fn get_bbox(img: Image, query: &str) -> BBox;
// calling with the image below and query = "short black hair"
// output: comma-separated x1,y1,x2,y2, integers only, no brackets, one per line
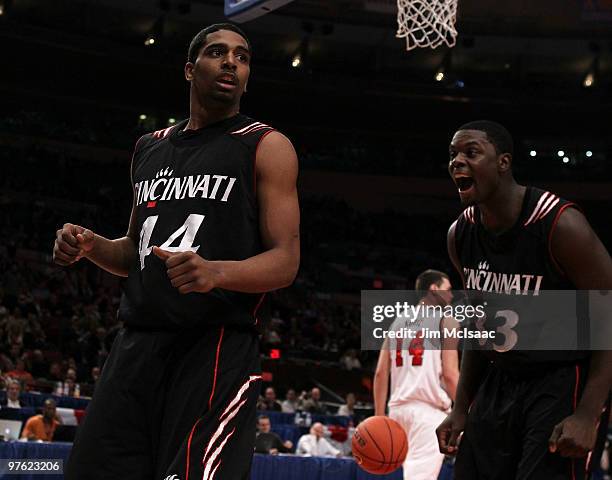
415,269,449,298
187,23,252,64
457,120,514,156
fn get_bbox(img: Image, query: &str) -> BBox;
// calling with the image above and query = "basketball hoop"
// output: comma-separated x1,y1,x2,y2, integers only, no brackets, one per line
396,0,459,51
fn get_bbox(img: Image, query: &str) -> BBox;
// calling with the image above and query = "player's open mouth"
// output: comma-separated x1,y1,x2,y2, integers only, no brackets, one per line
216,74,237,87
455,176,474,192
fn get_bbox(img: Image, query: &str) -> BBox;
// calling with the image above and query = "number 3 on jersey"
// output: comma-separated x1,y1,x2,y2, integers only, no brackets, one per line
139,214,205,270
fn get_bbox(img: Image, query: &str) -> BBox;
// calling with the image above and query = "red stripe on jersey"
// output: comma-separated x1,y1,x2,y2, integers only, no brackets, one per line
209,327,225,410
253,293,266,325
547,203,578,276
524,191,553,226
538,198,560,220
184,417,203,480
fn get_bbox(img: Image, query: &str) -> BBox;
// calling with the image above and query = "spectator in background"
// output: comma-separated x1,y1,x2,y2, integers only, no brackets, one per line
2,378,22,408
28,349,48,378
301,387,327,414
55,369,81,397
257,387,282,412
21,398,60,441
91,366,101,384
296,422,341,457
281,389,299,413
5,358,34,389
254,415,293,454
48,362,63,382
340,349,362,371
337,392,356,417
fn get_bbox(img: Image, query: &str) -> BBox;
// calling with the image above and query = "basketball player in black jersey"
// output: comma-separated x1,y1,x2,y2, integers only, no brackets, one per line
53,24,300,480
435,121,612,479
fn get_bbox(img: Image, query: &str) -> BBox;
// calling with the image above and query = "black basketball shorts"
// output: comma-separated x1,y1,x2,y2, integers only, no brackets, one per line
64,325,262,480
454,361,609,480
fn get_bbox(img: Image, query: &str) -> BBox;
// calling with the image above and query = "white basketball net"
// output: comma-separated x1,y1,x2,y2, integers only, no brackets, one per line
396,0,459,51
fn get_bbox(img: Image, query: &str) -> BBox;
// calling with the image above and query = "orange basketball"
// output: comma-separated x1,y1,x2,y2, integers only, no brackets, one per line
352,416,408,475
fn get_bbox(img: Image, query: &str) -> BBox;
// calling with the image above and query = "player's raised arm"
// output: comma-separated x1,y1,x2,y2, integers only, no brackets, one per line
548,207,612,457
53,157,139,277
373,339,391,416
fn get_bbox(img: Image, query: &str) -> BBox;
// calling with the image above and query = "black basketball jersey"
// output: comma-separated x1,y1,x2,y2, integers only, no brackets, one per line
454,186,589,369
118,114,274,331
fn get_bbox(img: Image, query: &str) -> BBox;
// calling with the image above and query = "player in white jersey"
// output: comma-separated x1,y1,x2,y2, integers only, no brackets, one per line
374,270,460,480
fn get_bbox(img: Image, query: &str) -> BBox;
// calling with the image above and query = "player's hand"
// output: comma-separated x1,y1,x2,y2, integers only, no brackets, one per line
283,440,293,449
53,223,95,266
152,247,220,294
436,409,466,455
269,448,279,455
548,412,598,458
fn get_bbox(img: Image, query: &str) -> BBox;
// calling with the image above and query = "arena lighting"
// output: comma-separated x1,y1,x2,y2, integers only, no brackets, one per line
562,157,570,164
530,150,537,157
144,16,164,47
0,3,4,15
291,54,301,68
435,51,451,82
139,114,147,121
583,72,595,88
557,150,564,157
168,118,176,125
586,150,593,157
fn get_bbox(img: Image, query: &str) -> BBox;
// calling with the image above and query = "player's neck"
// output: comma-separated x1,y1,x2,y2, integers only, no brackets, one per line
479,183,526,234
185,96,240,130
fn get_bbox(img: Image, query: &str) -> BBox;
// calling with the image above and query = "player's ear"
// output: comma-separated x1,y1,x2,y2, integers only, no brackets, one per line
498,153,512,173
185,62,194,81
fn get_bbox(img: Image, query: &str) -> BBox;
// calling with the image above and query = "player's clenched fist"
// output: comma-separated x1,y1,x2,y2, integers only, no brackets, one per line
152,247,220,294
436,410,466,455
53,223,95,266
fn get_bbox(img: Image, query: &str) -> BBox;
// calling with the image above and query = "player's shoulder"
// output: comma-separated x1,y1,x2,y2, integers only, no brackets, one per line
522,186,577,228
229,115,275,137
456,205,477,226
134,124,181,153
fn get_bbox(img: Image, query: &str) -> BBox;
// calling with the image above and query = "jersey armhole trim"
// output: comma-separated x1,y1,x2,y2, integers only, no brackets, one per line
253,129,276,195
547,202,580,277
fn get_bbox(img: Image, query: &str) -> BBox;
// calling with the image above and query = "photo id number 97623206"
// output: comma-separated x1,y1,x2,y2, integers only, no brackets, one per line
0,459,63,474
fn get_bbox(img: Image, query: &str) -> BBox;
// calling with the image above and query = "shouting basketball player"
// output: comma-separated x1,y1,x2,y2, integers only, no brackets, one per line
53,24,300,480
374,269,459,480
436,120,612,479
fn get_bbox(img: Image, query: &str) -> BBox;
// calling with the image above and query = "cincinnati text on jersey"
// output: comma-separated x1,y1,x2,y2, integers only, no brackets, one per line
135,172,237,207
464,266,543,296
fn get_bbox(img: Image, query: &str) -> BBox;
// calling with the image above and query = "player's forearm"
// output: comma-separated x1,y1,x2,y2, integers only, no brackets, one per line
575,350,612,421
452,350,488,413
85,235,137,277
211,247,299,293
443,370,459,402
373,370,389,416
